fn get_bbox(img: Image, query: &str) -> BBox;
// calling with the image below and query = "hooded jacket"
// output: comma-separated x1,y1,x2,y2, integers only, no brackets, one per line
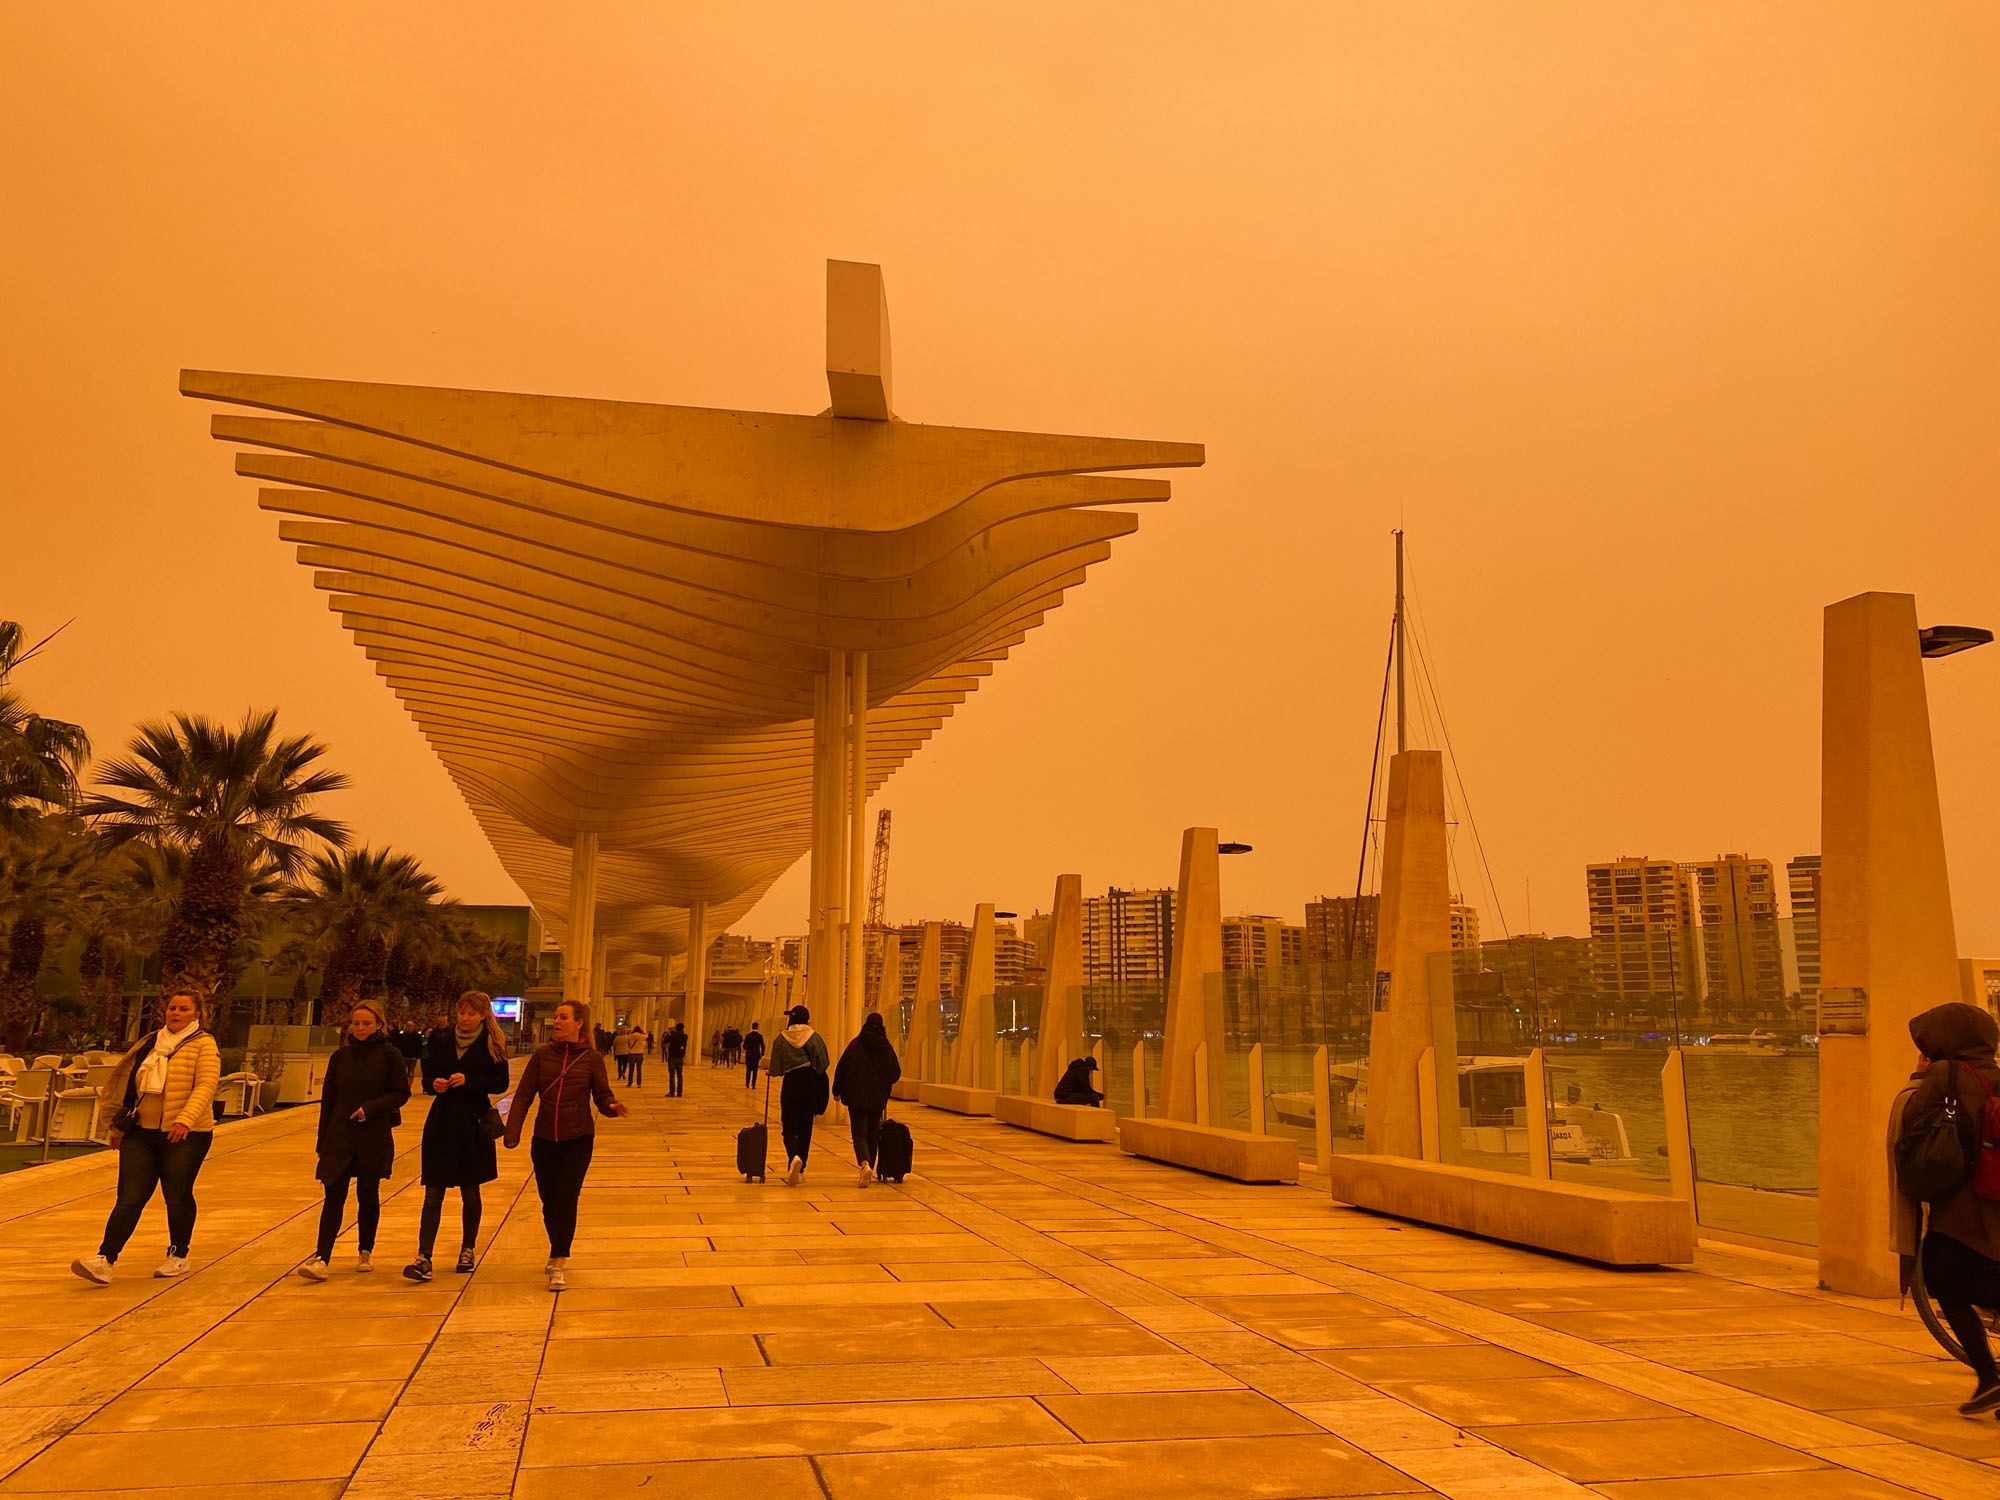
769,1023,829,1078
1054,1057,1104,1106
832,1017,902,1113
1890,1002,2000,1262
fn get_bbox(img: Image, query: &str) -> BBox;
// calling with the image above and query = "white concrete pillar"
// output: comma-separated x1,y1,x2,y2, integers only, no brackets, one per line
1364,753,1458,1161
1522,1047,1552,1179
1818,592,1964,1296
1662,1048,1695,1204
1035,873,1086,1096
954,904,997,1089
1161,827,1226,1123
564,832,599,1007
907,922,942,1081
589,947,609,1021
685,901,710,1062
1312,1044,1334,1169
845,651,869,1052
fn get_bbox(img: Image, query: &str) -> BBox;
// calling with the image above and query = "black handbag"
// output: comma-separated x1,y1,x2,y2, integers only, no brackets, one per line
475,1105,506,1142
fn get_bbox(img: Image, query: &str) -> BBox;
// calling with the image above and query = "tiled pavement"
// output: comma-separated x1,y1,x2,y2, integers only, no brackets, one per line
1,1061,1995,1499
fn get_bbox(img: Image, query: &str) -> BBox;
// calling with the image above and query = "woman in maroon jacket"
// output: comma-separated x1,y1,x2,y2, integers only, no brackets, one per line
504,999,626,1291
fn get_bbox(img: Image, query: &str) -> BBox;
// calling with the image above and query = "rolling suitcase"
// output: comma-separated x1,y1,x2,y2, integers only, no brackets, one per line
876,1115,913,1184
737,1070,772,1182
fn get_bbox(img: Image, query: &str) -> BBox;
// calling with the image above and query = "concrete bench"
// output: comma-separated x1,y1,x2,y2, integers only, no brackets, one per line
993,1094,1117,1142
1324,1153,1695,1266
917,1082,996,1116
1117,1117,1299,1183
890,1078,922,1103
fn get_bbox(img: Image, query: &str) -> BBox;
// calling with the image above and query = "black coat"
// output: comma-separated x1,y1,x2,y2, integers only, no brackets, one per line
316,1032,412,1183
743,1029,765,1064
832,1031,902,1114
1054,1059,1104,1106
418,1027,512,1188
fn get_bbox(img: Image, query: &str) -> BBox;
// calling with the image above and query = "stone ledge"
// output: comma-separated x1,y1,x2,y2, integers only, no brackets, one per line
1324,1152,1696,1266
916,1082,997,1116
890,1078,922,1102
992,1094,1116,1141
1117,1116,1299,1183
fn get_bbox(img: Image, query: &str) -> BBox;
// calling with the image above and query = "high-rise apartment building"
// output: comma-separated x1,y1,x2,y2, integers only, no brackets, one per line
1585,857,1700,1013
994,922,1035,989
1787,854,1822,1003
1305,895,1379,970
1083,887,1174,987
1449,898,1480,953
1222,915,1301,972
1689,854,1784,1019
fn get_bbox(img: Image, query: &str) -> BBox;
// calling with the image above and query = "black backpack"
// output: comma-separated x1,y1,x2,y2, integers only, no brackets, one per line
1896,1061,1972,1203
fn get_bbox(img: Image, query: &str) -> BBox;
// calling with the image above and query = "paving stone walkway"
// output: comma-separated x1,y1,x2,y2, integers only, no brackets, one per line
1,1060,1994,1499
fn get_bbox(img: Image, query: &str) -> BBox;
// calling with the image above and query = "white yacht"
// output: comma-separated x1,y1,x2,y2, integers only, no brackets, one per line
1697,1030,1785,1055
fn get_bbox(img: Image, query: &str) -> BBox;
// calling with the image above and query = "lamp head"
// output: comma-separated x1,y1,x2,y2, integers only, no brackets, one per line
1919,625,1993,659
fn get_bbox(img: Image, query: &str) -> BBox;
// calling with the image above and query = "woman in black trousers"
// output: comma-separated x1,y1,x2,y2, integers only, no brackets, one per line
300,999,410,1280
504,998,626,1291
832,1011,902,1187
403,990,512,1282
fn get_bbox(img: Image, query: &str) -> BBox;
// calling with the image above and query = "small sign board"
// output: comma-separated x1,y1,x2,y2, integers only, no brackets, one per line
1373,970,1392,1012
1819,986,1869,1036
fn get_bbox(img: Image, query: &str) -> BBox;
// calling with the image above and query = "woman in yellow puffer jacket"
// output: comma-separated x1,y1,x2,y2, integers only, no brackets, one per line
71,990,222,1284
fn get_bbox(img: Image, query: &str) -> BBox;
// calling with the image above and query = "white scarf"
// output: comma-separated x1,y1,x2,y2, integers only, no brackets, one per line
135,1021,199,1096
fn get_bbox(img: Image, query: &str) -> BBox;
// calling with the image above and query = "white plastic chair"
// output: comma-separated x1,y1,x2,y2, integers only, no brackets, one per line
8,1070,56,1141
45,1088,103,1144
32,1054,62,1071
214,1072,261,1118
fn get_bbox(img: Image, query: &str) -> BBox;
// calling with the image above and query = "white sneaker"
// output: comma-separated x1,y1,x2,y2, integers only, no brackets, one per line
785,1156,803,1188
70,1255,113,1286
857,1162,872,1188
355,1252,373,1274
547,1265,568,1292
298,1257,330,1282
153,1256,189,1279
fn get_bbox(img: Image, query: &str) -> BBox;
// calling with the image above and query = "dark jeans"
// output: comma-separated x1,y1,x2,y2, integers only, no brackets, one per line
779,1070,819,1169
1925,1230,2000,1383
417,1182,483,1259
848,1106,883,1166
99,1128,213,1262
317,1171,382,1261
745,1056,761,1089
615,1053,631,1082
530,1134,595,1257
666,1058,685,1096
627,1054,643,1086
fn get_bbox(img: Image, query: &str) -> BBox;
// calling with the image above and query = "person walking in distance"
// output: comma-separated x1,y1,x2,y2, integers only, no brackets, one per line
71,990,221,1284
403,991,511,1283
770,1005,830,1188
627,1027,646,1088
504,999,627,1291
832,1011,901,1187
1891,1002,2000,1411
300,999,410,1280
743,1021,766,1090
664,1021,688,1098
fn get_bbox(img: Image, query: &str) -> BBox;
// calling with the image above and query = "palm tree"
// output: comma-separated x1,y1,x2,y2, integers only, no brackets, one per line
285,846,445,1025
0,815,102,1045
83,709,349,1006
0,620,91,833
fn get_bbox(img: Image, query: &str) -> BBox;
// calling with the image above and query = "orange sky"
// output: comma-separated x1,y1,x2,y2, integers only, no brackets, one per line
4,3,1996,952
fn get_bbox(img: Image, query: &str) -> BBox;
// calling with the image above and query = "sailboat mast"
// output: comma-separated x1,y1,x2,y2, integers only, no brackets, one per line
1393,528,1407,755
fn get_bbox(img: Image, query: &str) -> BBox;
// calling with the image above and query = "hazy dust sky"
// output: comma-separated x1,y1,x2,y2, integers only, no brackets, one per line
4,4,1995,952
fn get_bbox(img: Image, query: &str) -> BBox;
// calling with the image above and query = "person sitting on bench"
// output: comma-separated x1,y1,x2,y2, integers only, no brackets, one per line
1054,1056,1104,1107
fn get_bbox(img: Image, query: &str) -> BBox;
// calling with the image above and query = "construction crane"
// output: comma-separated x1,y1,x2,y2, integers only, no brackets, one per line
866,809,892,931
864,810,893,1008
